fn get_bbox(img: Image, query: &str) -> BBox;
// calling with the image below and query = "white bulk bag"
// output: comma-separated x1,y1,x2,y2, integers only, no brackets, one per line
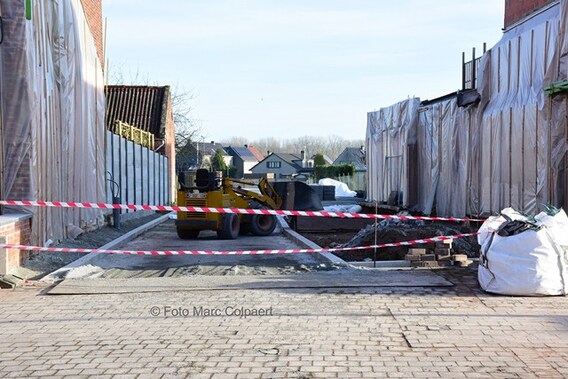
477,208,568,296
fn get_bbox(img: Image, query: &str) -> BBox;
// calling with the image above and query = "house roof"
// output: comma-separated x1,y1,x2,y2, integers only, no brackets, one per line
200,142,228,156
225,146,258,162
250,152,305,172
333,147,367,171
247,146,264,161
277,153,303,166
105,85,171,137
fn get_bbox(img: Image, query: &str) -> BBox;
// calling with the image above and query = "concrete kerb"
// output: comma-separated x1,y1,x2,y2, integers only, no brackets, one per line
276,216,348,267
41,212,173,282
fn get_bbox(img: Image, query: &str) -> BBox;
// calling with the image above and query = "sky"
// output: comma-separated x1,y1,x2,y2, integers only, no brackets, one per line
102,0,505,142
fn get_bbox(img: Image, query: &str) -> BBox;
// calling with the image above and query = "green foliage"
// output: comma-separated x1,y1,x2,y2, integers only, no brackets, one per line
228,165,238,178
313,153,326,167
314,164,354,180
211,149,228,172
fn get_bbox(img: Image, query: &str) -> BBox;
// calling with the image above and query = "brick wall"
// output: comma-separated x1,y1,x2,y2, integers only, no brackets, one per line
504,0,554,28
79,0,104,67
164,90,177,202
0,215,32,275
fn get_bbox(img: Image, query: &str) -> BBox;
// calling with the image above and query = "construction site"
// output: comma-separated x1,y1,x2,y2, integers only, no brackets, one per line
1,0,568,378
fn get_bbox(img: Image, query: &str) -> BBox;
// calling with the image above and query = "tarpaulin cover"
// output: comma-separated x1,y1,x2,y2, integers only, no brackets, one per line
0,0,105,244
366,1,568,217
366,98,420,207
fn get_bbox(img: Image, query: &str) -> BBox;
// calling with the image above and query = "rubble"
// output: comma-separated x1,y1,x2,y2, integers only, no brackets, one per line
300,212,480,262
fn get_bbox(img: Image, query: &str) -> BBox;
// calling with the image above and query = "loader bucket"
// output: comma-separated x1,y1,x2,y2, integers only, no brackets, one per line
272,181,323,211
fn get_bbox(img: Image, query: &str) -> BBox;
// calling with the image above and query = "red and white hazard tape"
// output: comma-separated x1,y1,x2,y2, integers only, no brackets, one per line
0,200,483,223
0,232,480,256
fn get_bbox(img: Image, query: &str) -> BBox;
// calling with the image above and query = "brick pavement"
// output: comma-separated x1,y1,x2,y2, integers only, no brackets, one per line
1,267,568,378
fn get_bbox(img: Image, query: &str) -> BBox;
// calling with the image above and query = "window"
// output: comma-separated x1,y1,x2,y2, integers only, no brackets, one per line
267,161,281,168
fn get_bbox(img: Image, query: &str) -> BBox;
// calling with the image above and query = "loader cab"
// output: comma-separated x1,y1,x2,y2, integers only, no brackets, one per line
179,169,221,192
195,169,221,192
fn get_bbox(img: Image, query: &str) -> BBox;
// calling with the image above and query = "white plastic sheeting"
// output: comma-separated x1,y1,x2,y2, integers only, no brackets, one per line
416,98,469,216
472,3,566,216
0,0,105,244
323,204,362,214
366,1,568,217
366,98,420,207
318,178,357,197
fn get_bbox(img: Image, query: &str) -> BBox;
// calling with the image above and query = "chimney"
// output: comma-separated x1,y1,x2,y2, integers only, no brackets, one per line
211,141,215,144
267,150,271,156
244,144,248,148
301,150,305,160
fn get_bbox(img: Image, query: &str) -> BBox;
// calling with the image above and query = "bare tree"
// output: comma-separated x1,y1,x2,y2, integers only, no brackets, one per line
106,63,201,171
170,86,202,169
217,135,365,162
223,136,249,148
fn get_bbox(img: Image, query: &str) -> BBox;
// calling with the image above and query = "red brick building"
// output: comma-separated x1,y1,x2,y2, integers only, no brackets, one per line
80,0,104,66
504,0,555,28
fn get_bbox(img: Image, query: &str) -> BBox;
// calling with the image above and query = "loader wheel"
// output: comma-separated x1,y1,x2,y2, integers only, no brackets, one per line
217,214,240,239
250,214,276,236
177,229,200,239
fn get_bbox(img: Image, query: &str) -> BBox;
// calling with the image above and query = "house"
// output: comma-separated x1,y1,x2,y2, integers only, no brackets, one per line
199,141,232,170
333,147,366,172
247,145,265,162
366,0,568,217
176,140,232,172
504,0,555,28
105,85,176,200
225,146,260,179
0,0,105,273
250,151,313,179
330,147,367,193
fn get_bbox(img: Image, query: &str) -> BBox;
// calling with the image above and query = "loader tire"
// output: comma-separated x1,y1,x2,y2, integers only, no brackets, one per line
177,229,200,239
217,214,240,239
250,214,276,236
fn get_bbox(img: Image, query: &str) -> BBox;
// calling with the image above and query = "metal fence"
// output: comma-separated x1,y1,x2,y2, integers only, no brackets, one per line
337,172,366,193
106,131,170,220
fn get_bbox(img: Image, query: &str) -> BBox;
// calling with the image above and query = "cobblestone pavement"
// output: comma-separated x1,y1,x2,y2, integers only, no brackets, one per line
1,267,568,378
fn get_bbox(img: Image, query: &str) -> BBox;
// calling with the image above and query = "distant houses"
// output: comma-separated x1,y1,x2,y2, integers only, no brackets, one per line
250,151,314,179
333,147,366,172
225,145,264,178
177,141,232,172
199,141,232,169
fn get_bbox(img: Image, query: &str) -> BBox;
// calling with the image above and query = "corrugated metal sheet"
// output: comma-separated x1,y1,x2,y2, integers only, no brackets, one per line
105,85,169,137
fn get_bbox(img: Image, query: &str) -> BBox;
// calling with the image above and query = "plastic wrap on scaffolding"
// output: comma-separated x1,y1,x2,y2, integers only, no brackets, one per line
366,98,420,207
0,0,105,245
416,97,469,217
366,1,568,217
471,2,568,216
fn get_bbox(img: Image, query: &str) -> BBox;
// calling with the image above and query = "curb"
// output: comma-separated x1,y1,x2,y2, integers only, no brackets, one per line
41,212,173,282
276,217,348,267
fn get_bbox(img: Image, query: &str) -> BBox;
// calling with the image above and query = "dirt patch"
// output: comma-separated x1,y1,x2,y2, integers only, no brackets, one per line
299,218,481,261
17,213,164,279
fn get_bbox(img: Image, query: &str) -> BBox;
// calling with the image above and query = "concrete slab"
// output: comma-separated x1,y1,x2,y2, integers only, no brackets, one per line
46,269,453,294
44,218,341,281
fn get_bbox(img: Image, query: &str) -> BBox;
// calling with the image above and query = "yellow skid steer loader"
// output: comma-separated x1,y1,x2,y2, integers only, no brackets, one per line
175,169,322,240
